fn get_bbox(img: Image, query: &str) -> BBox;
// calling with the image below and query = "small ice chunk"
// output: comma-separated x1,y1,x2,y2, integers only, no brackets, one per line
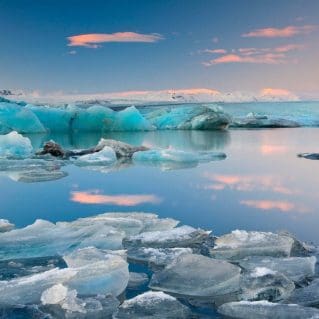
128,272,149,288
239,269,295,301
113,291,192,319
76,146,117,165
127,247,193,268
124,225,209,249
239,256,316,283
41,283,69,305
0,219,14,232
0,268,77,305
218,301,319,319
0,131,33,158
149,254,241,299
285,278,319,306
63,248,129,296
210,230,294,260
103,212,179,232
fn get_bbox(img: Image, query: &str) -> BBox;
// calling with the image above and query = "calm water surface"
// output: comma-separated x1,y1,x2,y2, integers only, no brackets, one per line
1,128,318,244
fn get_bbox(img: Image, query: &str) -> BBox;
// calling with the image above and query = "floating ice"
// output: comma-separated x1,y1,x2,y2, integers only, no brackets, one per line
218,301,319,319
298,153,319,160
231,114,300,128
239,268,295,301
239,256,316,283
210,230,294,260
149,254,241,299
124,225,209,249
0,131,33,158
285,278,319,306
132,148,226,170
113,291,192,319
76,146,117,165
127,247,193,268
0,158,67,183
41,283,69,305
0,218,124,260
0,219,14,232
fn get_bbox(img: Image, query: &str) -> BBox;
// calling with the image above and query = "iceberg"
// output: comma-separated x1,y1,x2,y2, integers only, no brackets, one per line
239,256,316,283
0,131,33,158
209,230,294,260
0,219,14,233
146,105,231,130
149,254,241,299
0,101,46,134
124,225,209,249
113,291,192,319
76,146,117,166
218,301,319,319
298,153,319,160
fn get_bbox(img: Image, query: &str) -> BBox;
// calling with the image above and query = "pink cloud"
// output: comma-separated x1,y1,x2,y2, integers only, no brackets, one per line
261,87,294,97
203,44,303,66
242,25,317,38
203,173,298,195
70,190,161,206
240,200,310,213
67,32,163,48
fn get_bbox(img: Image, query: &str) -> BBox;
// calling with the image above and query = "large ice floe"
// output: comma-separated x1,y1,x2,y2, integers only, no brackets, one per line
1,212,319,318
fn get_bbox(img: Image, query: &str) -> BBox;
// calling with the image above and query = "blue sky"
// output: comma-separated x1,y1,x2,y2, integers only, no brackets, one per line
1,0,319,96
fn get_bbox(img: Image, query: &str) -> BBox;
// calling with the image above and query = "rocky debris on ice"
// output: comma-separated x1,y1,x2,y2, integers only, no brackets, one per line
113,291,192,319
209,230,295,260
218,300,319,319
149,253,241,299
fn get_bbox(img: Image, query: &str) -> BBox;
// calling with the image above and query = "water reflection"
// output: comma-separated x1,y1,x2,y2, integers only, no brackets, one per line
70,190,162,206
202,173,299,195
25,130,230,152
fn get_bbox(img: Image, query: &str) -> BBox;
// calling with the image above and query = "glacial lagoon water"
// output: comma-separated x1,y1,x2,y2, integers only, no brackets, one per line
1,127,318,245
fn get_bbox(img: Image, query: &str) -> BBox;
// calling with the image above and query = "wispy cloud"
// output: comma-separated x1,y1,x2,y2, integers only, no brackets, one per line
202,44,303,66
67,32,164,48
260,87,295,98
242,25,317,38
70,190,162,206
240,200,310,213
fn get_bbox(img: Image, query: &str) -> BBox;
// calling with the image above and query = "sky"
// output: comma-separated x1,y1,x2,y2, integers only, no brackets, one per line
1,0,319,98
